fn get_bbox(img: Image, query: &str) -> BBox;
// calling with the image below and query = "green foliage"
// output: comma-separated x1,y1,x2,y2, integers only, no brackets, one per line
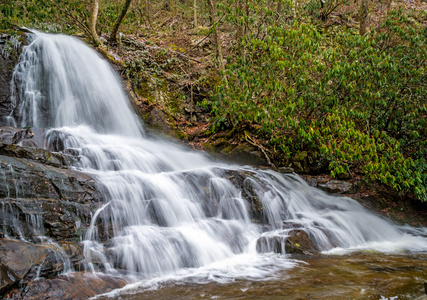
207,10,427,202
0,0,139,36
123,39,188,92
2,0,425,203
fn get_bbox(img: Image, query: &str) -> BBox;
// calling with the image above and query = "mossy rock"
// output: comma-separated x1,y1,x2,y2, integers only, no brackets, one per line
285,230,318,256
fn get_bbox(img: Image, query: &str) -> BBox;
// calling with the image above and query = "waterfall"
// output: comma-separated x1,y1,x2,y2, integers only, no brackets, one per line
11,32,143,136
10,31,427,286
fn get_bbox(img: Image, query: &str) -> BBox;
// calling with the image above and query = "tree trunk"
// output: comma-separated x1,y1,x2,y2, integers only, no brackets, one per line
109,0,133,43
207,0,224,74
359,0,368,36
194,0,197,27
145,0,153,28
236,0,243,56
90,0,101,46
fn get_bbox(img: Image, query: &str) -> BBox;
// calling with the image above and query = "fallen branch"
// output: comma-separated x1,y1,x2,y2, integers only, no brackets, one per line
244,132,276,169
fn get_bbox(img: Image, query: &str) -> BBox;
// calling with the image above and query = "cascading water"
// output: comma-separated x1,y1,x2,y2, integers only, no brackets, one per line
10,32,143,136
10,31,427,294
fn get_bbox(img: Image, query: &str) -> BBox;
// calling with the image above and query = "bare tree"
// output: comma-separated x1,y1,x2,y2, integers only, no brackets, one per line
110,0,133,43
90,0,101,46
359,0,368,35
194,0,197,27
207,0,224,73
236,0,243,56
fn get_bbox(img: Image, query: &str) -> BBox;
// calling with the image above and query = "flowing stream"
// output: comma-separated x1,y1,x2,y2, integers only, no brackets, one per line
10,31,427,298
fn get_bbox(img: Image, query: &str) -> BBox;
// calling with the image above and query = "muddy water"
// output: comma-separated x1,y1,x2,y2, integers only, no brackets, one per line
104,253,427,300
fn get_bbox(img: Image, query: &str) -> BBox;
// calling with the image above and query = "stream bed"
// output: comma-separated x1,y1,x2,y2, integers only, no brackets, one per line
100,253,427,300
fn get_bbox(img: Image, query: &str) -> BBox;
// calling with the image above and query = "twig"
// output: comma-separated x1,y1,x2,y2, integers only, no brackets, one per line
245,133,277,168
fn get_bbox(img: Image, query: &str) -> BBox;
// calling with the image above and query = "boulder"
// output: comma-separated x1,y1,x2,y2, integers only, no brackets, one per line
0,198,96,242
12,273,127,300
317,180,354,194
284,229,318,256
256,235,284,254
0,127,43,147
0,127,77,167
0,238,72,296
226,143,267,166
278,167,295,174
256,230,318,257
221,169,269,224
0,154,101,203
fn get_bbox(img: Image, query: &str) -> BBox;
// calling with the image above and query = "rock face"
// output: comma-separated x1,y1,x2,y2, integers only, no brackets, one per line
0,126,106,298
0,127,103,243
0,239,47,295
1,240,127,300
0,238,75,297
0,153,103,243
0,32,24,126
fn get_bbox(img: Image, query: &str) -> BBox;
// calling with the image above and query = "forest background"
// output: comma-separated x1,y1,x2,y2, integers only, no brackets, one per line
1,0,426,210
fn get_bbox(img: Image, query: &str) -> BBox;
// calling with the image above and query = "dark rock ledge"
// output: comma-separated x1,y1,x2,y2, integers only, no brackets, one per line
0,127,113,299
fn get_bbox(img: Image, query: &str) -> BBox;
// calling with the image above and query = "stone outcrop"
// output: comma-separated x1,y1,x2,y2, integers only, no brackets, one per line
0,126,106,298
1,239,127,300
0,238,72,296
0,128,103,243
0,32,24,126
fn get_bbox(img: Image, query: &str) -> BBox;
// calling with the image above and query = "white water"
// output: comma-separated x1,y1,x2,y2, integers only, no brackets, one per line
10,31,427,294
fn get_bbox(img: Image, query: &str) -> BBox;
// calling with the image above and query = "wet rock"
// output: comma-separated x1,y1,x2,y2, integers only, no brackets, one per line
227,143,267,167
285,229,318,256
278,167,294,174
256,230,318,257
0,238,69,296
0,155,103,242
282,222,303,230
222,169,269,224
0,155,101,203
145,107,173,133
60,242,85,269
0,32,24,126
0,127,41,147
317,180,354,194
256,235,284,254
0,197,94,244
304,176,319,187
9,272,127,300
0,127,76,167
0,144,76,168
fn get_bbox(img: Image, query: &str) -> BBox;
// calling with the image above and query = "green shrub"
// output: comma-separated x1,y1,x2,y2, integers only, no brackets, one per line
207,10,426,202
